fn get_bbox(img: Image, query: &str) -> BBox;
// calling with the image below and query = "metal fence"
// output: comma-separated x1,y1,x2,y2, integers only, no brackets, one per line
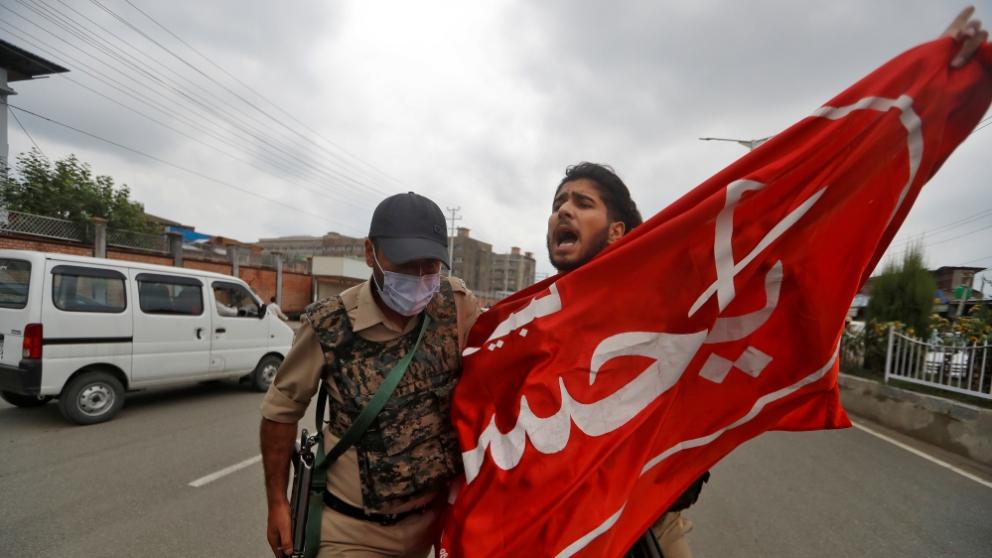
0,209,88,242
884,328,991,400
107,228,169,253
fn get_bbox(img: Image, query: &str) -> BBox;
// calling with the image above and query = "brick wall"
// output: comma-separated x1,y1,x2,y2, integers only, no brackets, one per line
106,249,173,266
1,234,312,313
182,259,231,274
0,236,91,256
282,272,313,312
238,266,312,313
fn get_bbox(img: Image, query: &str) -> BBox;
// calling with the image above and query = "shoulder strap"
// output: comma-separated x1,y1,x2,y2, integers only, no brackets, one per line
303,313,431,558
314,312,432,469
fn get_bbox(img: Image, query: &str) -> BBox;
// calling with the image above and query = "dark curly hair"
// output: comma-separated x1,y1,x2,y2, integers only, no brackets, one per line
555,162,643,233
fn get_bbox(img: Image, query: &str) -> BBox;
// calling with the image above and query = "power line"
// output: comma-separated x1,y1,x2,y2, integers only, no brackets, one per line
10,1,382,200
7,103,363,233
3,1,388,202
885,207,992,251
87,0,394,197
8,106,47,158
959,254,992,265
0,21,382,214
921,221,992,249
0,23,372,212
120,0,411,193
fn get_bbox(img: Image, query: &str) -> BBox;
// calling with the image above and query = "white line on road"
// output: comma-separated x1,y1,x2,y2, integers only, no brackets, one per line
851,421,992,490
189,455,262,488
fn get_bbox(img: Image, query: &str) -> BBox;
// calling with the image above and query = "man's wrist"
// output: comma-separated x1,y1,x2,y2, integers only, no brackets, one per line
267,496,290,511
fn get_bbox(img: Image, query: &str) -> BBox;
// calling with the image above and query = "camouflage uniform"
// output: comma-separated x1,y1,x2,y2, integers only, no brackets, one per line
304,280,462,512
262,275,481,556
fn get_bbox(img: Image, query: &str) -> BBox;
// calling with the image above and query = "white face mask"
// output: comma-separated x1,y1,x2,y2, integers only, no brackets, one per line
371,246,441,316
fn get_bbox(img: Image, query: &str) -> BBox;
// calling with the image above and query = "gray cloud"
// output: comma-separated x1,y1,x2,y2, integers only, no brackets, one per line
3,0,990,288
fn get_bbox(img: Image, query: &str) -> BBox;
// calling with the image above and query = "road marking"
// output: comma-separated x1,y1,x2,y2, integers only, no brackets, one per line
189,455,262,488
851,421,992,490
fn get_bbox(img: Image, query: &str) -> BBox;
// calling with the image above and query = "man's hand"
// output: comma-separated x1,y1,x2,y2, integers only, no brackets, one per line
943,6,989,68
260,418,301,557
266,502,294,558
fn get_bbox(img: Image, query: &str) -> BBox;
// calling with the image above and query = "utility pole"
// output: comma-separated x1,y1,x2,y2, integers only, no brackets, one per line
699,136,772,151
955,270,977,319
445,206,462,275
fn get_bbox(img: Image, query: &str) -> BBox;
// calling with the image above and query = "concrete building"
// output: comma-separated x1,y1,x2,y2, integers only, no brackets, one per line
256,234,323,257
449,227,493,294
491,247,536,298
262,229,537,303
932,266,985,297
311,255,369,301
257,232,365,264
322,232,365,259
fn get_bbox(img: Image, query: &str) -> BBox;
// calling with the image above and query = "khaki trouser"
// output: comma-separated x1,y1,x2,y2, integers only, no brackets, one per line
315,503,692,557
316,503,436,558
652,511,694,558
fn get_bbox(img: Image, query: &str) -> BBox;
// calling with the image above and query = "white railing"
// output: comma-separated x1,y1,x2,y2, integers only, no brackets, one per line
884,327,991,400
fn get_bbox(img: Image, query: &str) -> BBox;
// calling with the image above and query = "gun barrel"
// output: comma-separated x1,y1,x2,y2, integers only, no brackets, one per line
289,429,317,556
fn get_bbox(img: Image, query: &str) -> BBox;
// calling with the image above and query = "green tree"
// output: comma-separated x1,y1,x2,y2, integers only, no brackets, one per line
865,244,936,337
0,149,157,233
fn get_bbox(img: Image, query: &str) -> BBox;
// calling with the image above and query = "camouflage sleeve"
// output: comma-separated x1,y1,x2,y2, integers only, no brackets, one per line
259,321,325,423
448,276,484,351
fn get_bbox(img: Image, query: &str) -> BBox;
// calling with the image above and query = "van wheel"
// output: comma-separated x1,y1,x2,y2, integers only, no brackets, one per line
58,371,125,425
250,355,282,392
1,391,53,408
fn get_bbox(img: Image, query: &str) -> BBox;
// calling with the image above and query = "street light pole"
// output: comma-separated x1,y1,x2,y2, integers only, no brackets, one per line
699,136,772,151
446,206,462,275
955,270,977,318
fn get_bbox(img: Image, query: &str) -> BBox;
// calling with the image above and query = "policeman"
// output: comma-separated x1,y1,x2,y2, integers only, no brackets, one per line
260,192,482,558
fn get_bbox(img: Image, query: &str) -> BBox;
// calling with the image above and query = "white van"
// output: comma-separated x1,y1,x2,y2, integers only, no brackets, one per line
0,250,294,424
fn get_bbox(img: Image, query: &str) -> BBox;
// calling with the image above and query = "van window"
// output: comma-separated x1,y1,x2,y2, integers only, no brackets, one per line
138,279,204,316
0,258,31,309
212,282,260,318
52,267,127,313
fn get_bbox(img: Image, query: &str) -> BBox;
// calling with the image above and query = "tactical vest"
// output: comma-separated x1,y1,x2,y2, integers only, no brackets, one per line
304,281,462,512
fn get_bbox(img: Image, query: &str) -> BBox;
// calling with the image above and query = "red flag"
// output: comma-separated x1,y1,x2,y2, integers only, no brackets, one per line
439,38,992,558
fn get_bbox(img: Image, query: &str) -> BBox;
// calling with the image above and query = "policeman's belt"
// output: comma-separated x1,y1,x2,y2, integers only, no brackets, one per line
322,489,431,526
303,312,432,557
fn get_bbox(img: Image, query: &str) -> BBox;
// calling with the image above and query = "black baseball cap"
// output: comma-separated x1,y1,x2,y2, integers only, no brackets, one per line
369,192,449,267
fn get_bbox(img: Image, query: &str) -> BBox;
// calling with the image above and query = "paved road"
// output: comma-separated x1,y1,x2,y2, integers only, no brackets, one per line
687,424,992,558
1,384,990,557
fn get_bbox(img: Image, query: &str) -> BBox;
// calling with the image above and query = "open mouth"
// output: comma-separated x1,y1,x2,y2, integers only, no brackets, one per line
553,225,580,249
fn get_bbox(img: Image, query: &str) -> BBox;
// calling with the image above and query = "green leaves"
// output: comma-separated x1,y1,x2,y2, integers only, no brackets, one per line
865,244,935,337
1,149,158,234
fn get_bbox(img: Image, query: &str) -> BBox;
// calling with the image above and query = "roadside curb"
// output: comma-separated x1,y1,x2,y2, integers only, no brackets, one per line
838,373,992,467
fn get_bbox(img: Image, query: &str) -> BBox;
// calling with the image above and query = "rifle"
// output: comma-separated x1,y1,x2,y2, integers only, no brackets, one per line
626,531,664,558
289,429,320,558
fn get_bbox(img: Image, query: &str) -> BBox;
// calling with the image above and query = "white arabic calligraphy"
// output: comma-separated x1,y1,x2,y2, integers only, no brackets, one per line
461,170,825,484
553,93,923,557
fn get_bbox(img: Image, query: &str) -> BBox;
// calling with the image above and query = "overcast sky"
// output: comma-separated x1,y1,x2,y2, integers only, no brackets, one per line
2,0,990,291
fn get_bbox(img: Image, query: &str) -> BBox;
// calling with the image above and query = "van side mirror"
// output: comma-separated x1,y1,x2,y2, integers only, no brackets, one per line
259,303,267,319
